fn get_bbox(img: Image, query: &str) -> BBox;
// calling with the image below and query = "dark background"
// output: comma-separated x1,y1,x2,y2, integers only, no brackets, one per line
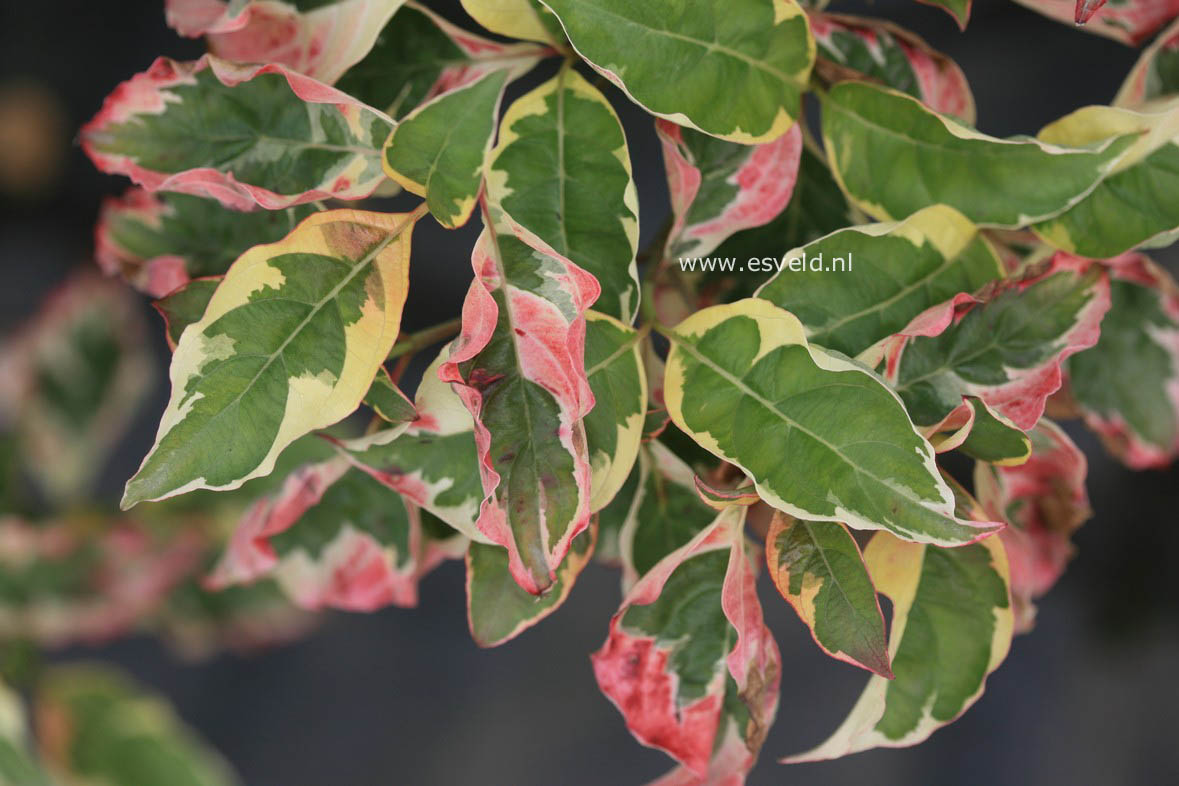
2,1,1178,784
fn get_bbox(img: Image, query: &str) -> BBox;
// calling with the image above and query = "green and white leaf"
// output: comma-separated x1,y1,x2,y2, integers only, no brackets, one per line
584,311,646,513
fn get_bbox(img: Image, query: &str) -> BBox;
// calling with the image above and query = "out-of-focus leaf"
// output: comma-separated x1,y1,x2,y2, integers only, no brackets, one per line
785,524,1012,761
0,273,153,503
122,208,417,508
593,507,780,781
811,12,975,122
1065,253,1179,468
338,3,550,119
466,523,594,647
96,188,312,297
766,512,891,677
0,679,52,786
1116,16,1179,108
976,420,1090,631
821,82,1137,227
659,119,802,261
885,254,1110,432
37,665,239,786
1012,0,1179,45
383,70,511,229
540,0,815,144
756,204,1003,358
439,205,599,595
663,298,1000,546
81,56,393,211
486,67,640,322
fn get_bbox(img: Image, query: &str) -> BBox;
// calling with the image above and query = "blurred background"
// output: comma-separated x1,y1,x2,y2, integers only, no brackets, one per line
1,0,1178,783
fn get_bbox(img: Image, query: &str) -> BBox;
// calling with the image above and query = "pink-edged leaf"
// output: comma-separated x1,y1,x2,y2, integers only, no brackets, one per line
1012,0,1179,44
206,457,438,612
1064,253,1179,468
1116,16,1179,108
887,253,1111,432
0,516,203,647
165,0,273,36
976,419,1090,632
593,507,779,780
692,476,760,511
81,55,392,210
810,12,975,123
438,204,599,595
0,272,153,503
658,119,802,261
193,0,407,86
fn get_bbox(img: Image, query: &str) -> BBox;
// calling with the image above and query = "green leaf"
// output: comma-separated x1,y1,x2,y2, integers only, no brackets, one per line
37,665,239,786
786,529,1012,761
583,312,646,514
153,278,220,351
664,298,1000,546
1065,254,1179,468
927,397,1032,466
1115,17,1179,108
1032,102,1179,258
888,255,1110,431
338,345,485,542
916,0,971,29
0,680,51,786
466,523,595,647
97,189,313,296
439,205,600,594
122,208,419,508
383,70,512,229
821,82,1137,227
82,56,394,210
459,0,566,44
756,204,1003,358
487,66,640,322
766,512,891,677
810,12,975,122
540,0,815,143
363,368,416,426
658,118,802,260
592,507,779,778
4,273,153,504
338,3,549,119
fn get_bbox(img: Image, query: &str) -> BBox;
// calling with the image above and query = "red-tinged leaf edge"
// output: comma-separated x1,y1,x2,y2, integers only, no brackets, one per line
692,475,760,510
94,187,191,297
80,55,394,211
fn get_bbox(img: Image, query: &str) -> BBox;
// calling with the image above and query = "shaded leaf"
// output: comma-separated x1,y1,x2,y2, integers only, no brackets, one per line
584,311,646,513
1011,0,1179,45
363,367,416,425
153,278,220,352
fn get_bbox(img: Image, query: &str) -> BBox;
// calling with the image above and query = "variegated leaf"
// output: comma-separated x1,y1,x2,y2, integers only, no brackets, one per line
1033,102,1179,258
37,665,239,786
154,277,220,351
786,526,1012,761
663,298,1001,546
976,419,1090,632
487,67,640,322
810,12,975,123
1065,253,1179,468
822,82,1137,227
363,367,416,425
766,512,891,677
0,273,153,503
122,208,418,508
466,522,595,647
338,2,550,119
184,0,407,86
756,204,1003,358
593,507,779,780
659,118,801,262
0,680,51,786
81,56,393,211
584,311,646,514
1012,0,1179,45
383,70,512,229
886,254,1111,432
925,396,1033,466
439,206,599,594
540,0,815,144
165,0,287,36
206,457,435,611
618,441,718,589
97,188,313,297
1116,16,1179,108
459,0,566,44
338,345,486,542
